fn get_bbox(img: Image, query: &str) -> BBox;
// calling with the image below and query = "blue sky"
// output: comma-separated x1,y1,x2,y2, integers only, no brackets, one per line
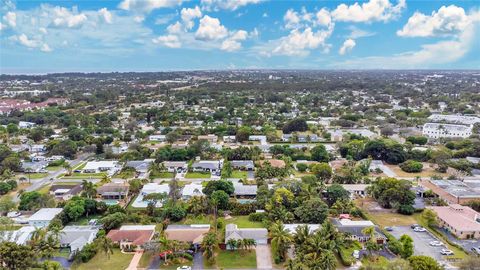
0,0,479,73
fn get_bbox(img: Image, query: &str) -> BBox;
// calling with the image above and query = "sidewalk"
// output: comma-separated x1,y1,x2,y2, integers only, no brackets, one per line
126,250,144,270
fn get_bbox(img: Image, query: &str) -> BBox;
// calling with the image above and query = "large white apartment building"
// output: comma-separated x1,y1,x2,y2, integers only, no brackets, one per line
428,114,480,125
423,123,473,139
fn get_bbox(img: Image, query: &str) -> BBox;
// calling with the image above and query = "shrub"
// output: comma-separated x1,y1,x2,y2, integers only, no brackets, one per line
296,163,308,172
399,160,423,173
248,212,267,222
398,204,415,215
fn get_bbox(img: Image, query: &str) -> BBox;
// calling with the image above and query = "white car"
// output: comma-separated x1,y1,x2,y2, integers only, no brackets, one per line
413,227,427,232
177,267,192,270
353,250,360,259
429,241,443,246
441,249,454,255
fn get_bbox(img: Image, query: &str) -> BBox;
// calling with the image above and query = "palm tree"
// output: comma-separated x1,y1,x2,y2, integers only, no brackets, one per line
82,180,97,199
226,239,237,251
293,225,311,251
202,232,218,264
97,236,114,259
318,250,337,270
362,226,380,257
158,235,172,263
63,162,72,176
100,174,111,184
269,222,293,263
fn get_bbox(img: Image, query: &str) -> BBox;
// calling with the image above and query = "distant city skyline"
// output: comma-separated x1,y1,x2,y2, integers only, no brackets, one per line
1,0,479,73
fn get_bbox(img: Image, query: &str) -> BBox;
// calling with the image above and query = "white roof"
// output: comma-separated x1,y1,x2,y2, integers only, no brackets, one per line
338,219,375,227
284,224,321,234
182,183,204,197
83,161,118,170
141,183,169,194
28,208,63,221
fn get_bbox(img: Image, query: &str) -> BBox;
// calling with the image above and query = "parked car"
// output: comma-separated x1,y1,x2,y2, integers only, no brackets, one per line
413,227,427,232
471,247,480,255
441,249,454,255
429,241,443,246
353,250,360,259
177,267,191,270
411,224,420,229
384,226,393,231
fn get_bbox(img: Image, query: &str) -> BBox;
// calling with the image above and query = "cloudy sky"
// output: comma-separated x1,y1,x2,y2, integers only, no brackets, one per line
1,0,479,73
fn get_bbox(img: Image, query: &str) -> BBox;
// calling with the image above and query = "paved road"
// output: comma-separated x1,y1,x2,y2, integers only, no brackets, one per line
13,153,91,202
255,245,273,270
390,226,444,261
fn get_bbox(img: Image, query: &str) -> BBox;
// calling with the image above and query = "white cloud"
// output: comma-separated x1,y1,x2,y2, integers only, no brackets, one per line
181,6,202,30
284,9,301,29
332,0,405,23
51,6,87,28
346,25,376,38
3,11,16,28
221,30,248,51
339,38,356,55
39,27,47,34
271,27,333,56
167,21,183,34
134,16,144,23
118,0,182,13
40,43,52,52
262,12,268,18
98,8,112,24
152,34,181,48
201,0,262,11
316,8,331,27
334,12,480,68
195,15,228,41
397,5,470,37
16,33,39,47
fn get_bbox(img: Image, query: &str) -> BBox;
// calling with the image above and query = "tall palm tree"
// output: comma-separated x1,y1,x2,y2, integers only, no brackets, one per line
202,232,218,264
63,162,72,176
293,225,311,251
158,235,172,263
226,239,237,251
82,180,97,199
318,250,337,270
97,236,114,259
269,222,293,263
100,174,111,184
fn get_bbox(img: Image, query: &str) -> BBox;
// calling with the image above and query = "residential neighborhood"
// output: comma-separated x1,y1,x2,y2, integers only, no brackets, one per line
1,70,480,270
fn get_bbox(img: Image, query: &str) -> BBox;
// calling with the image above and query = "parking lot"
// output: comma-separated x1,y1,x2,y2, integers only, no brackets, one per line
390,226,445,261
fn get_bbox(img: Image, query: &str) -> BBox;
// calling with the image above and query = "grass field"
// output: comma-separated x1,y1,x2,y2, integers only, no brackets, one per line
150,171,174,179
230,170,247,178
46,166,62,171
209,250,257,269
185,172,211,179
71,249,133,270
386,163,447,178
62,172,106,179
226,215,265,228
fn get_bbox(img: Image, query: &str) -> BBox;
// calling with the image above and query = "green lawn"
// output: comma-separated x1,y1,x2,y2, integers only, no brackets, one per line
68,214,102,225
23,173,48,179
181,214,214,225
230,170,247,178
71,249,133,270
185,172,211,179
74,162,87,170
338,241,361,266
62,172,106,179
150,171,174,179
46,166,62,171
227,216,265,228
208,250,257,269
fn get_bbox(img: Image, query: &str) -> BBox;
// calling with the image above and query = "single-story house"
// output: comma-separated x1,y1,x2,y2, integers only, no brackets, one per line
182,183,204,200
125,159,154,178
30,144,46,153
131,183,169,208
21,161,48,173
225,224,268,248
428,204,480,239
282,134,293,142
49,184,83,201
60,226,99,257
148,135,166,142
163,161,188,172
28,208,63,228
259,159,286,169
0,226,35,245
164,224,210,246
191,160,222,173
83,161,121,175
96,182,129,200
231,160,254,171
223,136,236,143
107,225,155,251
233,182,257,198
198,134,218,143
332,218,386,244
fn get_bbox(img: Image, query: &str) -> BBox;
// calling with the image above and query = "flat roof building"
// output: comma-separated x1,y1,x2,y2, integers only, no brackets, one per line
28,208,63,228
420,179,480,204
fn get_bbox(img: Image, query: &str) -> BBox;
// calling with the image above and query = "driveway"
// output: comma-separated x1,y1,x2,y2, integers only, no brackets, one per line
126,250,143,270
255,245,273,270
192,251,204,270
247,170,255,180
390,226,444,261
370,160,397,177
